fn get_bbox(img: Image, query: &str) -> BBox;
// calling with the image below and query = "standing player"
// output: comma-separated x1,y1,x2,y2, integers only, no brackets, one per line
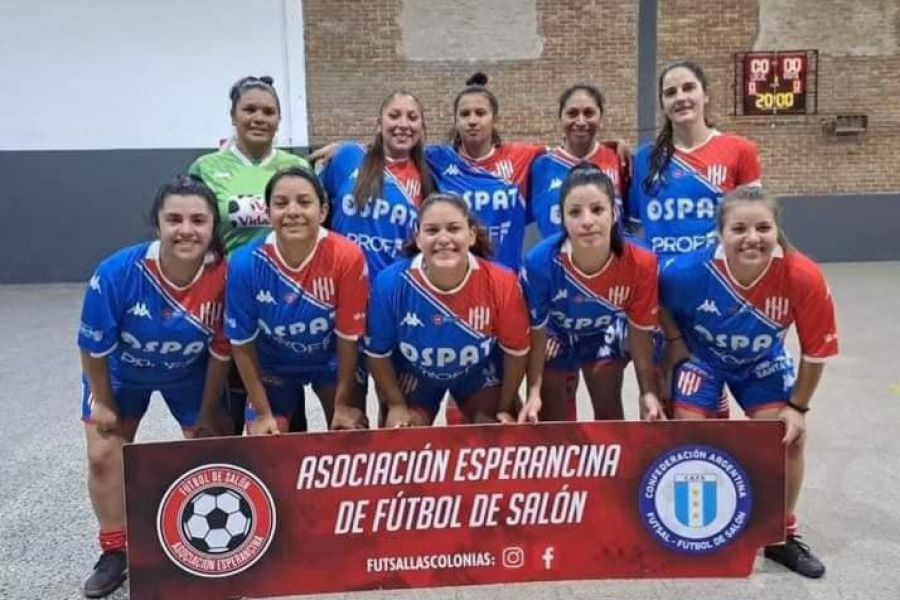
521,165,664,423
660,185,836,578
226,167,369,433
629,61,762,259
78,176,229,598
189,75,311,434
319,91,435,279
530,84,628,239
365,193,530,426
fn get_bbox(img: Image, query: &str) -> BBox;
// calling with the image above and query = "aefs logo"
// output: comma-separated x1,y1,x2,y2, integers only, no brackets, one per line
157,464,277,577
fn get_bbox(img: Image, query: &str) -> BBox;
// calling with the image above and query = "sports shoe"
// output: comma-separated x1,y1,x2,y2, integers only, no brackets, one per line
83,550,127,598
764,535,826,578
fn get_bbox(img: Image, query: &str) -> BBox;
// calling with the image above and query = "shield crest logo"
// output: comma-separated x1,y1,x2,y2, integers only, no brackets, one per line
674,474,718,528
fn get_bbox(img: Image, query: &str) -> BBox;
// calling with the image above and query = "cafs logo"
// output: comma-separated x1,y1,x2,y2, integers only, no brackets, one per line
639,445,752,554
157,464,277,577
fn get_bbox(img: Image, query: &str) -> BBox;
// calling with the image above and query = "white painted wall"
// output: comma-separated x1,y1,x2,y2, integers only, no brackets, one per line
0,0,308,150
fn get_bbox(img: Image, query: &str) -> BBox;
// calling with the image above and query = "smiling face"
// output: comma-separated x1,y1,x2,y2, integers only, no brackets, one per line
416,200,476,272
157,194,215,263
660,66,709,127
562,184,616,252
720,200,779,274
232,88,280,149
454,93,495,152
267,176,326,245
379,94,424,160
561,90,603,148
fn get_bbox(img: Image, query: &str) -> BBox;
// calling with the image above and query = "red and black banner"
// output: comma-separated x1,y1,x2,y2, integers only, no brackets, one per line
125,421,785,599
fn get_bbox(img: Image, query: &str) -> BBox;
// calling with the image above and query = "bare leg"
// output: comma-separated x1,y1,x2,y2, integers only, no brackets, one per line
539,369,575,422
582,361,626,421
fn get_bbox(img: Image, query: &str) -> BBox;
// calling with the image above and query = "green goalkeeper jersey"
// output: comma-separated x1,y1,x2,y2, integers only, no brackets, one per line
189,144,309,255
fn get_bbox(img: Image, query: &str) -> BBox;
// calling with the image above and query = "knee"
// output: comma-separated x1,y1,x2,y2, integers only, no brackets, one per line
87,439,122,477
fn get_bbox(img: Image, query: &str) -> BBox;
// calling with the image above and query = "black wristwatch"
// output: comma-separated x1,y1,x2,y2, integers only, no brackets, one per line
786,400,809,414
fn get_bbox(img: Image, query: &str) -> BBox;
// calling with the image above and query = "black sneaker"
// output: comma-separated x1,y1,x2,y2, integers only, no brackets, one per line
83,550,128,598
764,535,826,578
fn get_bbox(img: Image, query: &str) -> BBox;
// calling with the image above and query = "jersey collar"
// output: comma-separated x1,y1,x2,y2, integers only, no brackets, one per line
714,242,784,289
229,141,277,167
411,252,479,295
267,228,328,273
560,238,614,279
145,240,209,290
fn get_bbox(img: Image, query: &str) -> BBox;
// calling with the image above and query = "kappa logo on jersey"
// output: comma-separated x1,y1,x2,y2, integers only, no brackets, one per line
677,369,703,396
311,277,336,304
89,274,101,293
696,299,722,315
493,159,515,181
706,165,728,187
549,178,563,191
128,302,152,319
764,296,790,322
442,164,461,177
256,290,276,304
608,285,630,306
467,306,491,330
198,302,223,329
552,289,568,302
401,312,424,327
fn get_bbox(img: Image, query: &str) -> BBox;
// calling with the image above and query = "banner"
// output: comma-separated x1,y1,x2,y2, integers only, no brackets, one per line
124,421,785,599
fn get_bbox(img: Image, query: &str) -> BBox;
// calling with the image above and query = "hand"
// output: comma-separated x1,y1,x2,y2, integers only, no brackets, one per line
496,411,516,424
248,413,280,436
518,394,541,423
384,404,411,428
307,142,340,168
778,405,806,445
331,405,368,430
195,408,234,438
640,392,667,421
91,402,119,435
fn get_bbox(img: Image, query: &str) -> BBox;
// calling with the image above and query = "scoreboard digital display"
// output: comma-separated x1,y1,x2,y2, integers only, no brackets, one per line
737,50,816,116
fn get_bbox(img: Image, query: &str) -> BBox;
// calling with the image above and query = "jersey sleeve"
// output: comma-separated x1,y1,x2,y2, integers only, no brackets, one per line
521,247,553,329
492,268,531,356
320,143,352,200
789,256,838,361
363,268,398,357
224,250,260,345
737,138,762,185
334,242,369,340
210,324,232,361
624,247,659,330
509,143,546,203
77,259,123,357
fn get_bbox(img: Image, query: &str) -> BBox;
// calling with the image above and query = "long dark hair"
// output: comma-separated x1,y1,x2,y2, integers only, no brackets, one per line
401,193,493,258
717,185,793,251
450,72,502,149
353,91,435,210
558,164,624,257
150,175,224,259
264,166,327,209
643,61,712,194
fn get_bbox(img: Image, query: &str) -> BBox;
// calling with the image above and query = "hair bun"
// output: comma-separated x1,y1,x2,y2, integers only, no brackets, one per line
466,72,488,87
259,75,274,85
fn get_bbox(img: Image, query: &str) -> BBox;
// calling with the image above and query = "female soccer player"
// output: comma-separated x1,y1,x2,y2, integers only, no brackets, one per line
319,90,436,278
629,61,762,259
521,165,664,423
189,75,311,434
659,185,837,578
530,84,628,239
365,193,530,427
78,176,229,598
226,167,369,433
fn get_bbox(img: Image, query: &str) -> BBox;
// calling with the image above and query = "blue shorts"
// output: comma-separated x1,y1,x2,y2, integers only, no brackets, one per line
672,352,795,416
397,352,503,416
245,368,337,422
546,320,628,372
81,375,203,428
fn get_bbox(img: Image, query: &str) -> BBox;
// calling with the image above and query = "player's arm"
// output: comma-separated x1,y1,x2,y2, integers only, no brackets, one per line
628,325,665,420
231,342,278,435
521,327,547,423
367,355,411,428
658,307,689,405
364,267,409,427
497,350,528,424
495,272,531,423
80,351,119,434
196,356,231,437
627,253,665,420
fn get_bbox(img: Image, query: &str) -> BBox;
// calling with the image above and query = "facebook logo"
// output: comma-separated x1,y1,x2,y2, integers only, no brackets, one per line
541,546,555,570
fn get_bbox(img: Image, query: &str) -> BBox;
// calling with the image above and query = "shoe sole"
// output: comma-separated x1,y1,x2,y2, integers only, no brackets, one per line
83,572,128,598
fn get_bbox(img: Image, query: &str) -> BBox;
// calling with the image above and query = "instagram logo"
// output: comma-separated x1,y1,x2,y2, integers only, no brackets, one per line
502,546,525,569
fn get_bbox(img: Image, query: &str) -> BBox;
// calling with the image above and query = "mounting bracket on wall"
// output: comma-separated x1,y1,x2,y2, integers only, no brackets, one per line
824,114,868,136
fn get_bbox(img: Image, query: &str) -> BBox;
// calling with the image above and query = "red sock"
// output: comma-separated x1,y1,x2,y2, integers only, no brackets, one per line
99,529,127,553
786,513,799,537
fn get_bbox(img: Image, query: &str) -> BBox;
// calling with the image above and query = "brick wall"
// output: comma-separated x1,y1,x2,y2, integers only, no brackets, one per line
304,0,900,195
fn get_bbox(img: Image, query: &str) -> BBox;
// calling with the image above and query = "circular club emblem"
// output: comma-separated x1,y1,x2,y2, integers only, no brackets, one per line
639,445,752,554
157,464,276,577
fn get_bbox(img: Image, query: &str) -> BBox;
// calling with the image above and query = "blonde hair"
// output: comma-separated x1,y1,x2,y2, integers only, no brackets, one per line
717,185,792,250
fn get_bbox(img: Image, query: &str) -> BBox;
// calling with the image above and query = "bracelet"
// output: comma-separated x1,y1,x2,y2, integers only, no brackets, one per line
785,400,809,414
665,336,683,342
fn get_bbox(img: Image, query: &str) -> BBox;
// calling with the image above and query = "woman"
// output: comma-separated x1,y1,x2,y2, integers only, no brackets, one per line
78,176,229,598
365,193,530,426
226,167,369,433
319,90,435,279
659,185,837,578
520,165,664,423
629,61,762,259
530,84,628,239
189,75,311,434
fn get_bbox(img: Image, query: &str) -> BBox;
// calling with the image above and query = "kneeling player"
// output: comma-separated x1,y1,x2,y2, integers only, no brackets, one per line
365,193,530,426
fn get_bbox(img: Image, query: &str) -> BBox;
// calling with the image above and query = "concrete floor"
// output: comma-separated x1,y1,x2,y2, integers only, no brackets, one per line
1,262,898,600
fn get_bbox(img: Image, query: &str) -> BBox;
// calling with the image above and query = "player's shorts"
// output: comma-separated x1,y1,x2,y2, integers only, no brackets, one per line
81,375,203,428
545,321,628,372
396,350,504,417
672,352,795,416
245,367,337,422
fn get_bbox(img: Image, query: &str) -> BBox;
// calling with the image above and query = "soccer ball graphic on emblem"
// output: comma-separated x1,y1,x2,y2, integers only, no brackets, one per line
181,487,253,554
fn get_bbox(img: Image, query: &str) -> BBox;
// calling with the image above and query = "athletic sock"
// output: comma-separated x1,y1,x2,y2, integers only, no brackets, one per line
99,529,127,553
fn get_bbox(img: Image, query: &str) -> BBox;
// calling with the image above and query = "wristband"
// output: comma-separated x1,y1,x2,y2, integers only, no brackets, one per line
786,400,809,414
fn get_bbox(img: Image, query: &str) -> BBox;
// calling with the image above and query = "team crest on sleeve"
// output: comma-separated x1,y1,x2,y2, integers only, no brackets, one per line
157,464,277,577
639,445,752,554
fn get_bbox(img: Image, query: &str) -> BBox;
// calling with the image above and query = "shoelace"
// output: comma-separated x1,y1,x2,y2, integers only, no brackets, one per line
787,535,813,555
